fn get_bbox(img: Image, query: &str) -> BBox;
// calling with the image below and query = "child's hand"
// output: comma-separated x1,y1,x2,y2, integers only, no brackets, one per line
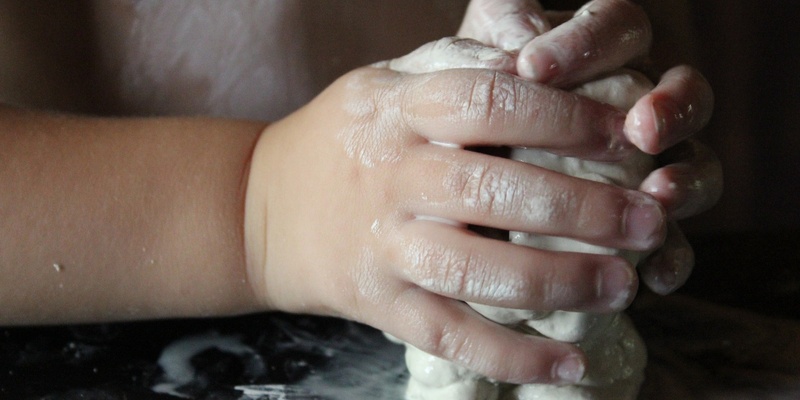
243,37,668,384
459,0,722,295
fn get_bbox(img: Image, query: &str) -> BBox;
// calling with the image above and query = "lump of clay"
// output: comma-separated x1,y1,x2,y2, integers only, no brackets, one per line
383,36,654,400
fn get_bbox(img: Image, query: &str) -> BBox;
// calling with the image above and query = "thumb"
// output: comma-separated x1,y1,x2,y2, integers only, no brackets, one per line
457,0,551,52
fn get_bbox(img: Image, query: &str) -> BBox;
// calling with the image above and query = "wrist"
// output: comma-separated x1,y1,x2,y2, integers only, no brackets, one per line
241,113,347,317
243,123,278,311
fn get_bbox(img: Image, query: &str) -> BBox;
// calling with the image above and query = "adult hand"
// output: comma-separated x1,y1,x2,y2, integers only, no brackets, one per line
458,0,722,295
245,37,667,385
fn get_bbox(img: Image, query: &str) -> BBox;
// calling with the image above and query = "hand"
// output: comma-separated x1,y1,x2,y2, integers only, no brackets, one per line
459,0,723,295
243,37,668,385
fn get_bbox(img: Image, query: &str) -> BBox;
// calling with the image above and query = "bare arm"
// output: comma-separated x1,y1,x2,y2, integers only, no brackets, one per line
0,105,265,324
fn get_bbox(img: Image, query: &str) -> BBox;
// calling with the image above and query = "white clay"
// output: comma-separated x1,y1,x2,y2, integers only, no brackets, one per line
152,332,264,398
385,37,654,400
506,314,646,400
385,36,515,75
404,347,501,400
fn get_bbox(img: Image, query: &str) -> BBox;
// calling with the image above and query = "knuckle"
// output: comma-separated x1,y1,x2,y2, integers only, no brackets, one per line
465,70,518,127
336,67,378,94
401,228,527,304
427,322,471,364
405,237,478,299
335,68,390,119
448,160,523,219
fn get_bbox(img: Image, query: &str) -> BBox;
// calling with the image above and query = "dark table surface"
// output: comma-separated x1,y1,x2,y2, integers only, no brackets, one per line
2,230,799,400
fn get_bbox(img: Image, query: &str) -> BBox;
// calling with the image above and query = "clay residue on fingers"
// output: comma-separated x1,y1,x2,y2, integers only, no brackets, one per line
386,37,516,75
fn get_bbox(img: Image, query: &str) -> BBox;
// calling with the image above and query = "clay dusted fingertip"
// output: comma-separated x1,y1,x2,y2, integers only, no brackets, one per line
648,246,694,295
599,261,638,311
517,42,560,84
624,100,659,155
623,192,667,250
606,111,635,159
552,353,586,384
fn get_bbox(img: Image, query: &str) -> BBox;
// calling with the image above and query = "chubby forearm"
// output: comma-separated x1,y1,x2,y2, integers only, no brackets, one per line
0,105,266,324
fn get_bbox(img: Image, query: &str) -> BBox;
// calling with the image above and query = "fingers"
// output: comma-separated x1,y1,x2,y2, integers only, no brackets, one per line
398,145,667,252
625,65,715,154
458,0,550,51
630,138,721,295
394,68,633,160
392,220,637,312
516,0,652,87
639,222,694,295
639,139,723,219
374,286,587,384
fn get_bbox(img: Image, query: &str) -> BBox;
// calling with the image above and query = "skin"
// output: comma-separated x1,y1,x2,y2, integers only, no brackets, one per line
251,0,719,384
459,0,721,295
0,0,721,385
0,108,265,323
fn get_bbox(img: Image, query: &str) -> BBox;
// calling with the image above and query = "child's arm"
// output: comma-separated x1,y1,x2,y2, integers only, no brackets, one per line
0,0,721,386
0,105,265,324
1,60,649,384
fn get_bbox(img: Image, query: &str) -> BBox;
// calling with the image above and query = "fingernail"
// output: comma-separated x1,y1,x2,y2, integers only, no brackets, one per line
656,260,678,293
624,193,666,250
624,108,653,154
607,112,634,158
652,99,689,152
654,247,694,294
518,43,559,83
553,354,586,384
599,263,636,310
652,100,668,137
